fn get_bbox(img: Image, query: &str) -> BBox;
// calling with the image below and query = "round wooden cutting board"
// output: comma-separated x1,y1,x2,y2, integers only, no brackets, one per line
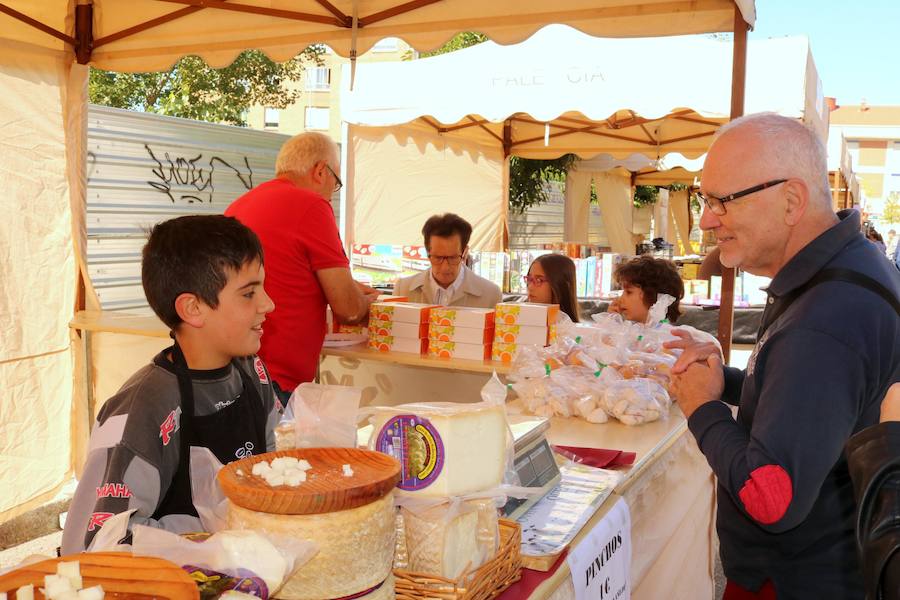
0,552,199,599
218,447,401,515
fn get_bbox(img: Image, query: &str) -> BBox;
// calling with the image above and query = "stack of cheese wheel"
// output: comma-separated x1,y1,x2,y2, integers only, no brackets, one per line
369,402,508,579
218,448,400,600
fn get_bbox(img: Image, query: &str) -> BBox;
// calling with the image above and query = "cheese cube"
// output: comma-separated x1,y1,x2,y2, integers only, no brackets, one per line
77,587,105,600
427,340,491,361
55,592,79,600
16,585,34,600
429,307,495,329
428,323,494,344
43,574,73,598
371,403,507,496
495,302,559,327
55,560,83,589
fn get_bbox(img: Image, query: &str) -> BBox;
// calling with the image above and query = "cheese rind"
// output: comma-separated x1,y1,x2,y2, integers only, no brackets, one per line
371,403,508,496
226,493,396,600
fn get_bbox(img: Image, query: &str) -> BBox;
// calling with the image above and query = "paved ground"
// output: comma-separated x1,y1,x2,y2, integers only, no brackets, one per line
0,531,61,571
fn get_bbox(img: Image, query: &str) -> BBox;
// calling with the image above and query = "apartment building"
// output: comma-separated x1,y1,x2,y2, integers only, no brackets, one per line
245,38,411,141
829,103,900,221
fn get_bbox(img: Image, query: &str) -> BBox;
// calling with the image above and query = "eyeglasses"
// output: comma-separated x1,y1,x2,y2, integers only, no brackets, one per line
523,275,548,286
325,163,343,193
428,255,463,266
697,179,787,216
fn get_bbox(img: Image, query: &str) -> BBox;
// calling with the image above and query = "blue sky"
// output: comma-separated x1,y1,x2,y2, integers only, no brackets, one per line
750,0,899,105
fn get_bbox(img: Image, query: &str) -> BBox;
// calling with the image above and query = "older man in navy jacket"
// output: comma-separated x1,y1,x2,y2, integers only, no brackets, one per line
669,113,900,600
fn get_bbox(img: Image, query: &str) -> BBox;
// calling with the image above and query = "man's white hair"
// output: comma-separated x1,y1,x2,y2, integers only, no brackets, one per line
715,112,831,208
275,131,338,177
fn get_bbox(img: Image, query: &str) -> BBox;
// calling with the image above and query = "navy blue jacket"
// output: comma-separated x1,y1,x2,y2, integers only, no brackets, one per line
688,210,900,600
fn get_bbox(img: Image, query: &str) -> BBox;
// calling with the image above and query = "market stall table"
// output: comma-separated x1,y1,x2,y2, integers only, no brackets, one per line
506,406,716,600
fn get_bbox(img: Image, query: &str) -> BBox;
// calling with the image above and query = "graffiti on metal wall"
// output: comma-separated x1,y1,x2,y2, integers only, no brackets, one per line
144,144,254,204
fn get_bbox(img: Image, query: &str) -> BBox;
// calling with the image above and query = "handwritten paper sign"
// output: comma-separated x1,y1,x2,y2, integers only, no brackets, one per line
566,496,631,600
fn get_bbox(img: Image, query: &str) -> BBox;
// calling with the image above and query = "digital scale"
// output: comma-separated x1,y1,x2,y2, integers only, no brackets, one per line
355,414,560,520
501,415,561,519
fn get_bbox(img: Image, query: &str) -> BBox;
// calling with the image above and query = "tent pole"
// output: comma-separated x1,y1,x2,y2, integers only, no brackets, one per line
75,1,93,64
717,3,748,363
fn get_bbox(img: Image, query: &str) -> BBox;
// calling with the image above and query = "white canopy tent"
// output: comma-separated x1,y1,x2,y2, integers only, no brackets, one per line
0,0,755,522
341,31,826,252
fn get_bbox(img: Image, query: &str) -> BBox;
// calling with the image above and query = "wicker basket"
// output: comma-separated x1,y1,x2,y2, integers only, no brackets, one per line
394,519,522,600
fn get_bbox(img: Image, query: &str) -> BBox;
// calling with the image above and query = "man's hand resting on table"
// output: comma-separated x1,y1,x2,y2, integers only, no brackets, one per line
664,329,724,375
671,354,725,418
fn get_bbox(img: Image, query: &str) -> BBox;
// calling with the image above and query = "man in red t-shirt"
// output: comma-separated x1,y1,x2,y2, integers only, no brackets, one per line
226,132,376,400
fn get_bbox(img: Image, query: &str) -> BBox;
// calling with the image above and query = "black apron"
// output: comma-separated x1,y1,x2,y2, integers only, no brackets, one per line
152,341,268,520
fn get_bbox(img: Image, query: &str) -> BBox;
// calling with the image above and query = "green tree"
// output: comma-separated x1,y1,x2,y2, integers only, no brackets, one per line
883,192,900,225
419,32,488,57
89,48,325,126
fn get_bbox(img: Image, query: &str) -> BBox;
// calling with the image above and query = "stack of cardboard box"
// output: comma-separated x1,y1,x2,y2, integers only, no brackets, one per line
492,302,559,362
367,302,435,355
427,307,496,361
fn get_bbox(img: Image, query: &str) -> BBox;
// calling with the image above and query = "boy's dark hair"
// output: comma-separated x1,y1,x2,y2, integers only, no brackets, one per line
614,256,684,323
421,213,473,250
532,254,580,323
142,215,264,329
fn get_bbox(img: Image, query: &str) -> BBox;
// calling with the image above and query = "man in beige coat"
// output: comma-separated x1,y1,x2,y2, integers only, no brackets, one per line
394,213,502,308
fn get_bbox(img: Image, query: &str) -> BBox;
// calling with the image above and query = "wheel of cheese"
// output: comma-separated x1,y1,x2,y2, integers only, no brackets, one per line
226,493,396,600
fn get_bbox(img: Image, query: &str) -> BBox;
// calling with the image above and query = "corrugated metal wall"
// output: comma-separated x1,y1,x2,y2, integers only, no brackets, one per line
508,182,609,249
86,105,302,311
85,106,609,311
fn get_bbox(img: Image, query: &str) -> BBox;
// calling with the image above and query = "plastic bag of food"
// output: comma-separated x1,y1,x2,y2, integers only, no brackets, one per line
364,385,518,495
132,526,317,599
394,493,503,579
599,378,671,426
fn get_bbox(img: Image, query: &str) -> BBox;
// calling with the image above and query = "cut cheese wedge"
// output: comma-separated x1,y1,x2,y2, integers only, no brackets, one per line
371,403,508,496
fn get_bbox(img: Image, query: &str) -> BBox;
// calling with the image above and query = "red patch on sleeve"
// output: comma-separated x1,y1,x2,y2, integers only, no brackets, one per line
738,464,793,525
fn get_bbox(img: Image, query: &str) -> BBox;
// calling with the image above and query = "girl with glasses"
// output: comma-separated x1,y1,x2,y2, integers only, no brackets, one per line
524,254,580,322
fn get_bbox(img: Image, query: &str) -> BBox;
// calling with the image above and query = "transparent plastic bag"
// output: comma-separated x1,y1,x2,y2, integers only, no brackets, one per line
395,493,503,579
291,383,362,448
600,378,671,426
364,392,518,495
131,526,317,598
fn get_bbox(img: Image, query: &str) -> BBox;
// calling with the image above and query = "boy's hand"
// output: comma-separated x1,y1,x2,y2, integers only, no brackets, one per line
671,354,725,418
880,383,900,423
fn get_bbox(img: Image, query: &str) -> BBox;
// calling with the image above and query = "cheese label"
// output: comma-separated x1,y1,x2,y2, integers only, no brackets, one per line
375,415,445,491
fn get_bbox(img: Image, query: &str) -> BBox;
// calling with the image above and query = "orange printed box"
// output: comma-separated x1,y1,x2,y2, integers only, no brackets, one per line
369,302,437,325
368,334,428,355
491,342,521,363
494,302,559,327
429,307,495,329
494,323,550,346
428,323,494,344
369,320,429,339
335,323,367,335
428,340,492,361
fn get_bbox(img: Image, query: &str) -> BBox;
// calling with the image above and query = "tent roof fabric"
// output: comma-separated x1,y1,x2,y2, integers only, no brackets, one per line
1,0,754,71
343,32,818,159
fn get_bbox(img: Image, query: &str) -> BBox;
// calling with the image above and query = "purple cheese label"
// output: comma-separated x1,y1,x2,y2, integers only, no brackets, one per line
376,414,445,491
